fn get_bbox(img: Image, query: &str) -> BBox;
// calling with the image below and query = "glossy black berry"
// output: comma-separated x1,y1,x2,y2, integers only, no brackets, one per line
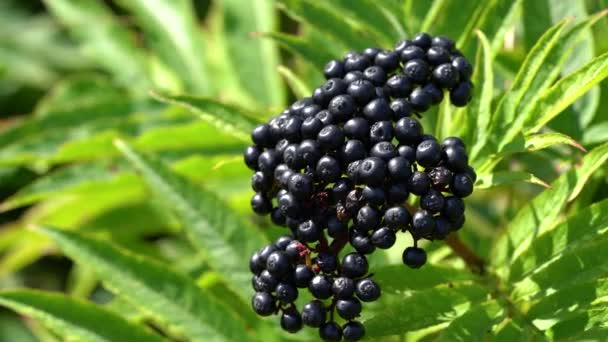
251,193,272,215
332,276,356,299
385,74,412,98
371,227,396,249
400,45,426,62
341,139,367,164
294,264,315,288
297,219,322,242
412,210,436,237
316,110,334,126
318,125,345,151
363,66,387,86
327,215,348,238
408,171,430,195
395,117,423,144
343,117,370,140
386,182,409,204
387,156,412,181
341,253,369,278
298,139,321,166
420,189,445,213
251,124,273,147
370,141,398,161
278,193,301,218
281,309,303,333
358,157,386,186
316,156,341,182
324,60,346,79
347,79,375,105
283,116,303,142
332,178,353,202
394,39,413,54
390,98,413,119
276,282,298,303
244,145,261,170
442,136,466,149
282,144,300,169
258,270,279,292
249,252,264,274
302,300,327,327
328,94,356,121
343,321,365,341
433,216,451,240
369,121,394,143
363,47,381,59
452,56,473,79
356,205,380,231
362,186,385,206
450,81,473,107
317,252,338,273
275,236,293,250
451,173,474,197
403,246,427,268
409,87,432,112
350,231,376,254
336,298,362,320
427,46,451,65
309,274,333,299
416,139,442,168
374,50,400,71
343,70,364,84
432,35,455,52
443,145,469,172
433,63,459,89
319,322,343,342
422,82,444,105
344,54,370,72
363,98,393,122
266,251,291,276
412,32,432,49
383,206,411,230
404,59,430,84
355,278,381,302
251,171,272,192
398,144,416,162
429,166,453,190
257,149,280,174
252,292,276,316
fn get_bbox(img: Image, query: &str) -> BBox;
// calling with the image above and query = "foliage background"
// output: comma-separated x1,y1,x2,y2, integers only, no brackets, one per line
1,0,608,341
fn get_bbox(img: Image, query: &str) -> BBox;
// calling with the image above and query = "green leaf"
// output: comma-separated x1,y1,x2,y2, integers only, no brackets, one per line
43,0,151,91
510,198,608,282
491,142,608,274
512,132,586,152
374,264,474,293
582,122,608,145
115,141,268,299
218,0,284,108
114,0,210,93
475,171,551,189
436,301,505,341
488,19,570,151
278,0,376,51
546,304,608,340
526,51,608,133
511,236,608,302
42,228,251,341
0,289,163,342
264,32,334,71
421,0,484,44
466,30,494,159
151,92,261,142
277,65,312,99
365,284,489,337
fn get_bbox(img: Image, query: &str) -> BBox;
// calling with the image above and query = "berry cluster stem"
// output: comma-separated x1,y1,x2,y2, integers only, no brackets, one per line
445,233,485,274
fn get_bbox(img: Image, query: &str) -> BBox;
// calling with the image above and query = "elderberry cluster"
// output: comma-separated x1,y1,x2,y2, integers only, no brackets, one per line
245,33,476,340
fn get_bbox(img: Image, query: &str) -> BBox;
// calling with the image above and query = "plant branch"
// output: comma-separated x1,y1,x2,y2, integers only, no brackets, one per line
445,233,486,274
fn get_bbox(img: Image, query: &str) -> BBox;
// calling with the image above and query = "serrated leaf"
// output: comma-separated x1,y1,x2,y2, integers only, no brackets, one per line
510,198,608,281
511,236,608,301
151,92,261,142
0,290,163,342
218,0,284,108
526,51,608,133
486,19,570,153
436,301,505,341
365,284,488,337
42,228,251,341
475,171,551,189
264,32,334,71
466,30,493,159
114,0,209,93
115,141,268,299
278,0,376,50
43,0,151,91
492,142,608,275
374,264,474,293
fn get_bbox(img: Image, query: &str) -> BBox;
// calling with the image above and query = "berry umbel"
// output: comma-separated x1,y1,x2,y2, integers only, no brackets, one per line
245,32,475,341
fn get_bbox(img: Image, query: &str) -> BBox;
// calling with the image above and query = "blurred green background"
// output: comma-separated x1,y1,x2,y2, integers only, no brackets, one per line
1,0,608,341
